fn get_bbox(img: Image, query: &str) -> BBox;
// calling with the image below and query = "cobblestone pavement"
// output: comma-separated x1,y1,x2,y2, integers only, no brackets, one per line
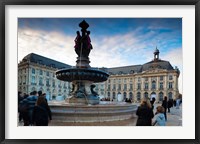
18,104,182,126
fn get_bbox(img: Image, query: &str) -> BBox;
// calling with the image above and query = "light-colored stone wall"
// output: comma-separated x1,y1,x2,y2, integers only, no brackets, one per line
18,61,70,100
104,69,180,103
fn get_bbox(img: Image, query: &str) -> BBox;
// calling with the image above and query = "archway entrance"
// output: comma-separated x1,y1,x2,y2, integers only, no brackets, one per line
150,92,156,101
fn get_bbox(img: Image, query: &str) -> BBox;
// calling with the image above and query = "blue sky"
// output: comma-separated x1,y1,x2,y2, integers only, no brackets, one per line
18,18,182,91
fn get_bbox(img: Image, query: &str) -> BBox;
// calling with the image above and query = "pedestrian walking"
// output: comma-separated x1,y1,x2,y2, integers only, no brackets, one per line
136,98,154,126
19,91,38,126
32,96,52,126
167,99,173,113
162,96,168,121
152,106,166,126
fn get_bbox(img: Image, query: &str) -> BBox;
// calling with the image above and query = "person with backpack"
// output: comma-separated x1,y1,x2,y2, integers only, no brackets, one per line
32,96,52,126
19,91,38,126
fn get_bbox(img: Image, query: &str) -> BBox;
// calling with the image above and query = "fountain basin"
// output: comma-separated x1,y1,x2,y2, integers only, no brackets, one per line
49,101,137,123
56,68,109,82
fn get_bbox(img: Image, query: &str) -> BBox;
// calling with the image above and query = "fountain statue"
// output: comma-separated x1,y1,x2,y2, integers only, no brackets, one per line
56,20,109,105
49,20,137,124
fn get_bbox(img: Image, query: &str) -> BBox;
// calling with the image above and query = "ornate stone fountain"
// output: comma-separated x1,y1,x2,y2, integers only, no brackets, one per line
56,20,109,105
49,20,137,124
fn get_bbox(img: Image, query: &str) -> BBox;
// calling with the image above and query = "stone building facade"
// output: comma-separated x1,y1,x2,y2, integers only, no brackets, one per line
18,53,71,100
104,48,180,103
18,48,180,103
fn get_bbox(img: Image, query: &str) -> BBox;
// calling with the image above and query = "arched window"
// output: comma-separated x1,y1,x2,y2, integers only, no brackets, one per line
129,92,133,100
168,92,173,100
137,92,141,102
112,92,116,99
107,92,110,98
123,92,127,100
144,92,148,98
159,92,164,101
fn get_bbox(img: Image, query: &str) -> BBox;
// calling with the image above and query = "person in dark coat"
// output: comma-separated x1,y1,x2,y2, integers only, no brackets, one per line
19,90,38,126
167,99,173,112
136,98,154,126
18,91,24,122
32,96,52,126
162,96,168,121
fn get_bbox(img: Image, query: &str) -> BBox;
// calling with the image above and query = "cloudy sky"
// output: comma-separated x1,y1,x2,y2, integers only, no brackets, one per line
18,18,182,92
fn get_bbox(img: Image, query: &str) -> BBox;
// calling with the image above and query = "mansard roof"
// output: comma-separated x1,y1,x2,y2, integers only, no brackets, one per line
21,53,71,69
108,65,142,75
141,59,174,72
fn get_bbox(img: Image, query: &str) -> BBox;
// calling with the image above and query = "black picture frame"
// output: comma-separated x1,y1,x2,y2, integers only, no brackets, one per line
0,0,199,144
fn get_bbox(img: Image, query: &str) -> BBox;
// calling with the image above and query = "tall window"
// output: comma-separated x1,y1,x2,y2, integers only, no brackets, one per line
23,76,26,84
123,92,127,100
31,76,35,84
46,79,50,86
124,78,127,83
124,84,127,91
32,68,35,74
169,75,173,80
168,92,173,99
160,76,163,81
39,77,43,85
113,84,116,90
144,83,148,90
144,92,148,98
39,70,43,75
160,82,163,90
168,82,173,89
145,77,148,81
129,84,133,90
113,92,116,99
152,81,156,90
138,77,141,82
137,92,141,102
108,84,110,91
159,92,164,101
118,84,121,90
46,71,49,76
107,92,110,98
129,92,133,100
137,83,141,90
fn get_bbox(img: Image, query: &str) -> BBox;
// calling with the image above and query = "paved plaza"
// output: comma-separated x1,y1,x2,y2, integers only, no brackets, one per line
18,103,182,126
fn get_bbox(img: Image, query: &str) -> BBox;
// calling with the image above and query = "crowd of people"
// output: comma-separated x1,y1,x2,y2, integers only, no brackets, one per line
136,96,182,126
18,91,52,126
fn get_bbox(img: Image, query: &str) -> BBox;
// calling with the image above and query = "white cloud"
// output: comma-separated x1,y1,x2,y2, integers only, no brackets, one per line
162,48,183,93
18,28,77,65
18,28,182,92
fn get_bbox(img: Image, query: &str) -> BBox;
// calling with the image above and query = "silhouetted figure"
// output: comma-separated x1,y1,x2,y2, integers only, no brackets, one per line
19,91,38,126
150,97,156,110
162,96,168,121
136,98,154,126
74,20,93,58
32,96,52,126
